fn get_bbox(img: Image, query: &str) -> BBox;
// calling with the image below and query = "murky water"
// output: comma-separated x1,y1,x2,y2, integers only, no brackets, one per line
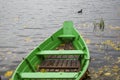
0,0,120,80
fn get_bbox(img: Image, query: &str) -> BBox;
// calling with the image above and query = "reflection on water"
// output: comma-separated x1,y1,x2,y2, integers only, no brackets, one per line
0,0,120,80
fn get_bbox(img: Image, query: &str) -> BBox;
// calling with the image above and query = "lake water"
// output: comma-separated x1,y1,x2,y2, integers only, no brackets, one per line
0,0,120,80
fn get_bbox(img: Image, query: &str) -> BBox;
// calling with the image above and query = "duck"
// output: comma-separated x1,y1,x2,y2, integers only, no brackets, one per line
78,9,82,13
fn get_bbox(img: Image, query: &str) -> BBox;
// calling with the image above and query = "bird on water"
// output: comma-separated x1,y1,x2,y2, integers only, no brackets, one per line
78,9,82,13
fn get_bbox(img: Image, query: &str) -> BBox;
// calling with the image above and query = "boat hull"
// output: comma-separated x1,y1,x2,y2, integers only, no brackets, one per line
12,21,90,80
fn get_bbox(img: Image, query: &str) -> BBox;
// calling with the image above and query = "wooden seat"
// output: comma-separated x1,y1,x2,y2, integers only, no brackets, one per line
20,72,78,79
58,35,75,38
36,50,84,55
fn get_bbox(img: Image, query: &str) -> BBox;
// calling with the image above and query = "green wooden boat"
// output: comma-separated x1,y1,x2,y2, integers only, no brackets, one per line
12,21,90,80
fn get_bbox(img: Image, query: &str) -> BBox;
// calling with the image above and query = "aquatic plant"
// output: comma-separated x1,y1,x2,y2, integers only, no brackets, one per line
93,18,105,32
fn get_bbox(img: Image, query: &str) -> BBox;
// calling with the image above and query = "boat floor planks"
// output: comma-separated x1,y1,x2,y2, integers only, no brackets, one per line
38,42,80,72
38,55,80,72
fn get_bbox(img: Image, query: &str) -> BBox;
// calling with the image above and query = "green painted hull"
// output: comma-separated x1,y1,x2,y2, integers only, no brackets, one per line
12,21,90,80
